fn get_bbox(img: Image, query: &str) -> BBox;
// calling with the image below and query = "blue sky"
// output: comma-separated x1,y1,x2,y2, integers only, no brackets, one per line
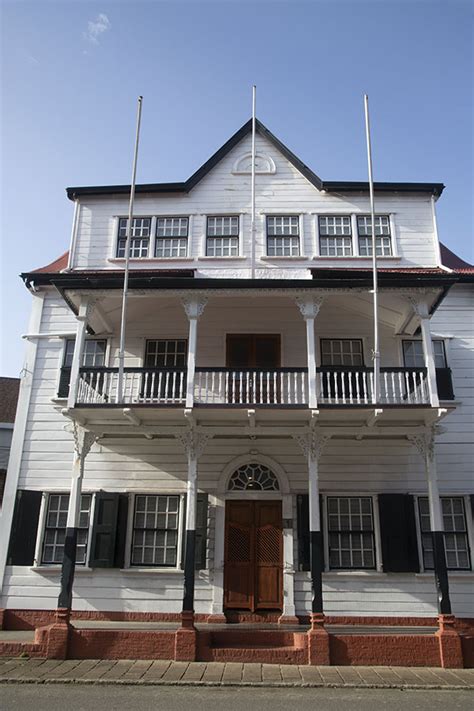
1,0,472,377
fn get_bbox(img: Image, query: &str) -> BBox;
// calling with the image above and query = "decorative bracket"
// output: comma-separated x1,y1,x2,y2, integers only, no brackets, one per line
293,428,331,460
295,295,325,320
407,296,429,320
408,426,435,461
78,298,98,323
182,295,208,320
64,423,100,464
175,428,213,460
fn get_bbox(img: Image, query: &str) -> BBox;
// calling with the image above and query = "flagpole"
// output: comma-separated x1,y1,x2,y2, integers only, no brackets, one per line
363,94,380,404
250,85,256,279
117,95,143,403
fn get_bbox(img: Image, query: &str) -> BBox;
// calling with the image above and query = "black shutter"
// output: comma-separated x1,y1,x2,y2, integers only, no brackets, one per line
436,368,455,400
378,494,420,573
114,494,129,568
58,367,72,398
7,490,42,565
89,493,120,567
470,495,474,526
195,494,208,570
297,494,325,572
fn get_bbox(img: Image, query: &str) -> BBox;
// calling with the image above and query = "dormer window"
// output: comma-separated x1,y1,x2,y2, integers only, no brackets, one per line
206,216,239,256
155,217,188,258
266,216,300,256
116,217,151,258
357,215,392,256
319,216,353,256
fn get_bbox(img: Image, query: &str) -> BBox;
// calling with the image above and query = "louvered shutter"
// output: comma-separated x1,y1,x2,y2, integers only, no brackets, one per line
114,494,129,568
89,493,120,567
7,490,42,565
297,495,324,572
378,494,420,572
181,493,209,570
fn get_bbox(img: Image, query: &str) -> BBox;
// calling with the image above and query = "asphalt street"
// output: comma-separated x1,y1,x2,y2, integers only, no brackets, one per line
1,684,472,710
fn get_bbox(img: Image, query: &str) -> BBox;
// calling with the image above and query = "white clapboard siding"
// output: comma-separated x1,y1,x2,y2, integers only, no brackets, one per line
72,132,439,271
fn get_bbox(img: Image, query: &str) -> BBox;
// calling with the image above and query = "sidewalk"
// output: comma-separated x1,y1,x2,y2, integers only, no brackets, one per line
0,658,473,689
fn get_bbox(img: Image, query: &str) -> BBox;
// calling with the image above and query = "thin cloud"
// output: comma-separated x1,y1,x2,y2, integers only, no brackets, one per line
84,13,111,45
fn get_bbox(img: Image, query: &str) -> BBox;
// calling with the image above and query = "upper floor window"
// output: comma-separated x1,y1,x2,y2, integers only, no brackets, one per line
58,338,107,398
266,216,300,256
418,497,471,570
320,338,364,366
319,216,352,256
206,216,239,257
357,215,392,256
402,340,447,368
144,339,187,368
116,217,151,258
155,217,188,258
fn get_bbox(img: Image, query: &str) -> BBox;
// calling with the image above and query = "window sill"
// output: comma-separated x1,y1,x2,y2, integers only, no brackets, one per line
260,256,309,261
31,566,94,574
313,256,401,261
322,570,386,578
199,256,247,261
119,567,183,574
415,572,474,578
108,257,195,264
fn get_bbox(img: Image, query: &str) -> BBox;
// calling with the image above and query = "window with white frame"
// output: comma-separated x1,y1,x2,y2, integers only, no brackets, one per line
320,339,364,366
155,217,188,258
41,494,92,564
131,495,180,566
206,216,239,256
319,216,353,256
402,340,447,368
144,340,187,368
357,215,392,256
266,215,300,256
58,339,107,398
116,217,151,258
327,496,376,569
418,497,471,570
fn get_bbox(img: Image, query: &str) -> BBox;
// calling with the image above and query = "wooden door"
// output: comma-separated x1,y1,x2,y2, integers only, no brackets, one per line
226,335,281,404
224,500,283,611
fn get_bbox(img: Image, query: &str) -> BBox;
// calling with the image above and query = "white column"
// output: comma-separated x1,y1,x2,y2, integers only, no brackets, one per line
182,296,208,409
410,298,439,407
296,296,324,409
210,497,226,615
282,494,297,618
67,298,95,408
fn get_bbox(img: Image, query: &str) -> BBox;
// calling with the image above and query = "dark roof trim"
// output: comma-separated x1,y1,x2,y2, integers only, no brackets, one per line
66,118,444,200
20,272,458,292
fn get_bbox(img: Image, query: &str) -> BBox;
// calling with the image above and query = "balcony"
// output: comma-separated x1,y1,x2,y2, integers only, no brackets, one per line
75,365,433,407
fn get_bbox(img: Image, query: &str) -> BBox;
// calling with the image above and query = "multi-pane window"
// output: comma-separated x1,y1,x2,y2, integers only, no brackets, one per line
42,494,91,564
357,215,392,256
131,495,180,566
321,339,364,366
418,497,471,570
155,217,188,258
144,340,187,368
143,340,187,400
266,216,300,256
206,216,239,256
327,496,376,569
402,340,447,368
116,217,151,258
319,216,353,256
59,339,107,397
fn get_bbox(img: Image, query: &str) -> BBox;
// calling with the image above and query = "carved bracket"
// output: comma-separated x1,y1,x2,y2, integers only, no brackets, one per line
65,423,99,461
176,428,213,460
182,295,208,320
293,429,332,460
408,426,435,461
407,296,429,319
78,298,98,323
295,295,325,320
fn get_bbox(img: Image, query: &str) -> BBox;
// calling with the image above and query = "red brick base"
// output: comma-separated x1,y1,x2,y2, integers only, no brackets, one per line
436,614,464,669
307,613,330,665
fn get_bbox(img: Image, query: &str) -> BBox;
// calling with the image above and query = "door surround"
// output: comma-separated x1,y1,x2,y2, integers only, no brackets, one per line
211,454,296,618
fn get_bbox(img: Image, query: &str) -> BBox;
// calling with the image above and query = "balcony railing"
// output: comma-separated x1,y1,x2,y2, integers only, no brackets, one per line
76,365,431,407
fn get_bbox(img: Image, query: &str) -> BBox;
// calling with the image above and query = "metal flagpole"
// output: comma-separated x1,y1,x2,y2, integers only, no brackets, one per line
363,94,380,404
250,85,257,279
117,96,143,403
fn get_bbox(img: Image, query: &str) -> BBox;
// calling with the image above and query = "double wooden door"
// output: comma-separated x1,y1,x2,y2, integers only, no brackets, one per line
224,500,283,611
226,334,281,405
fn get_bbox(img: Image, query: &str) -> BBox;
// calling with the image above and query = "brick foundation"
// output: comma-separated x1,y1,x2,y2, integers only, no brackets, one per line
436,614,464,669
307,614,330,665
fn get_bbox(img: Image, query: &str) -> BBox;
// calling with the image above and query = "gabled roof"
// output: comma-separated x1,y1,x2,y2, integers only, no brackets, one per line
440,243,474,273
31,251,69,273
66,118,444,200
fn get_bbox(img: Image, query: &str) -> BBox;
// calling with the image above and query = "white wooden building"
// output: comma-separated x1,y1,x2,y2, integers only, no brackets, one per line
0,119,473,665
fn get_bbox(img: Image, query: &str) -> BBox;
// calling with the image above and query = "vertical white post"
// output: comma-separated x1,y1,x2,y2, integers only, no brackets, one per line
296,296,324,409
67,299,94,409
182,297,207,409
411,299,439,407
250,85,257,279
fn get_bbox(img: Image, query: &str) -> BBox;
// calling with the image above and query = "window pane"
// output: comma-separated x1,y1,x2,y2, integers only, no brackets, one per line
42,493,91,565
206,237,239,257
131,495,180,567
326,497,375,569
418,497,471,570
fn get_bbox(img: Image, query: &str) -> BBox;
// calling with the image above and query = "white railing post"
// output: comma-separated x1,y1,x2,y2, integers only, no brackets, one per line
296,296,324,409
182,296,208,409
409,298,439,407
67,299,95,408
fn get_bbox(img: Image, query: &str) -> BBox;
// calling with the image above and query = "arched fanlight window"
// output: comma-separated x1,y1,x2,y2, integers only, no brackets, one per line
228,463,280,491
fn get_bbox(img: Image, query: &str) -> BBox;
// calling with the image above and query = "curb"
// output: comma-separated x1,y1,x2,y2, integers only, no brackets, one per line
0,677,473,690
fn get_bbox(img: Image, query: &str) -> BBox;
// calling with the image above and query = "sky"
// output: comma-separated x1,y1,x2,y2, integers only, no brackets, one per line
0,0,472,377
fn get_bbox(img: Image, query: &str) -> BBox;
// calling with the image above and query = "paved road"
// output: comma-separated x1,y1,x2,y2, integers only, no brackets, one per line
1,684,473,711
